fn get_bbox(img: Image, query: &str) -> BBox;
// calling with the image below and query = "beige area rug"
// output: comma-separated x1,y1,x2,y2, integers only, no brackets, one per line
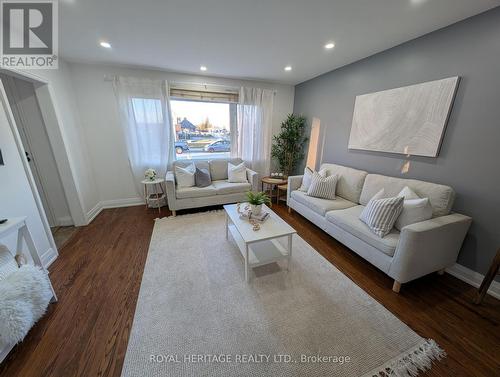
121,211,444,377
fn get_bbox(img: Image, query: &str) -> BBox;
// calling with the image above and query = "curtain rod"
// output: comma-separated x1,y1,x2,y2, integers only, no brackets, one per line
103,75,277,94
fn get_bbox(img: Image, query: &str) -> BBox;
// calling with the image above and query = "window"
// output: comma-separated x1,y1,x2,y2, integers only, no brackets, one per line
170,99,237,160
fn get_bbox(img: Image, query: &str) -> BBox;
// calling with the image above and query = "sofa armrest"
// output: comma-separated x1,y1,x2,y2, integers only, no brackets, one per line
165,171,177,210
388,213,472,283
287,175,303,205
246,168,259,192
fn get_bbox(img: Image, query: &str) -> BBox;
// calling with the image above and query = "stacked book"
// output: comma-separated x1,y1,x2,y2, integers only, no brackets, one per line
249,211,270,223
239,210,270,223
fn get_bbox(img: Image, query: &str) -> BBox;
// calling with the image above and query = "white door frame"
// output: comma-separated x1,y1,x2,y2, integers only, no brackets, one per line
0,79,59,263
2,75,59,226
1,67,87,226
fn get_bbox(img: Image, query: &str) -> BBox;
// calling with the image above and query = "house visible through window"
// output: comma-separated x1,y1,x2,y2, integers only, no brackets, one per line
170,85,238,160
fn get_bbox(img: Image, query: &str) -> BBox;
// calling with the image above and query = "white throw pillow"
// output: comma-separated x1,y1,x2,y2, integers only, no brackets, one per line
299,167,327,192
307,172,338,200
0,244,18,281
228,162,247,183
368,188,386,202
399,186,420,200
395,186,433,230
360,196,404,238
175,163,196,187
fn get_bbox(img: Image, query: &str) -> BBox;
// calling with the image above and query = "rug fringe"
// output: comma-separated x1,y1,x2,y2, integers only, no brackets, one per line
364,339,446,377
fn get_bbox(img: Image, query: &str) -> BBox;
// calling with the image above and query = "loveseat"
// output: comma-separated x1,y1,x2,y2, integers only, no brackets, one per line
165,158,258,216
287,163,472,292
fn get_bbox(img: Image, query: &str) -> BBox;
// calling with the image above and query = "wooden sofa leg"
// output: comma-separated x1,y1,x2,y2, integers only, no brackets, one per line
437,269,445,275
171,210,176,217
288,207,292,214
392,280,401,293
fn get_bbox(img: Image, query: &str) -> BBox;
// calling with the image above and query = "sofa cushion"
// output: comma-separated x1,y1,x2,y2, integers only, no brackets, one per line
395,186,433,230
319,163,368,203
227,162,248,183
299,167,327,192
360,174,455,217
174,163,196,188
359,196,404,238
209,158,243,181
326,206,400,257
291,190,356,216
176,185,217,199
173,160,209,171
195,167,212,188
212,180,251,195
307,173,338,200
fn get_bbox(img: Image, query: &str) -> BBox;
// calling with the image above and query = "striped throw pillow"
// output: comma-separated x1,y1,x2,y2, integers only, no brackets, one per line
307,172,338,200
360,196,404,238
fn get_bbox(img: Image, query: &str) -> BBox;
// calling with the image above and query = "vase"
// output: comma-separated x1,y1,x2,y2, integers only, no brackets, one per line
250,204,262,215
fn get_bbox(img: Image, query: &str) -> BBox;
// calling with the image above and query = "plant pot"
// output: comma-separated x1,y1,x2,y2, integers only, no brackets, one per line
250,204,262,215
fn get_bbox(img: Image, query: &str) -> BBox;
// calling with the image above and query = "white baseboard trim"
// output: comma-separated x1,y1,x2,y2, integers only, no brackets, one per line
57,216,73,227
446,263,500,300
86,202,102,224
85,197,145,224
40,247,58,269
101,197,145,209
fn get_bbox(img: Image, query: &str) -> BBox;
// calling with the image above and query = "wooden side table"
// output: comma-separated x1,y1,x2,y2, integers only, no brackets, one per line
474,248,500,304
261,177,287,206
277,184,288,203
141,178,165,215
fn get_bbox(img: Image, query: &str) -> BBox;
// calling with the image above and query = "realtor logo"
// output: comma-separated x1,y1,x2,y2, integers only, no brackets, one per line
0,0,58,69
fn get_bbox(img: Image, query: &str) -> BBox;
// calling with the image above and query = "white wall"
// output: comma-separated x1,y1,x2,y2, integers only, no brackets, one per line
67,62,295,210
24,61,100,224
0,81,55,267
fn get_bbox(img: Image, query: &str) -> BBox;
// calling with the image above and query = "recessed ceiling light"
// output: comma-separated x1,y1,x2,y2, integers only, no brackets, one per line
100,41,111,48
200,66,207,71
324,42,335,49
284,66,292,71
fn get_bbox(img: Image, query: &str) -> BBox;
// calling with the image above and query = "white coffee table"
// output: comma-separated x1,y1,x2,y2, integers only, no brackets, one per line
223,203,296,282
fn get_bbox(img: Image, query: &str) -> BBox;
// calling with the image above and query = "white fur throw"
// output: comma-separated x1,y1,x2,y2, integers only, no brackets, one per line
0,265,52,346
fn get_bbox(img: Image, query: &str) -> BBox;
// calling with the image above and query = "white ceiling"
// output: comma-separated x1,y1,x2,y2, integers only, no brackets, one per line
59,0,500,85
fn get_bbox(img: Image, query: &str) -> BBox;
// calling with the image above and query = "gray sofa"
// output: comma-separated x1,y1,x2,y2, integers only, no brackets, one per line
287,163,472,292
165,158,258,216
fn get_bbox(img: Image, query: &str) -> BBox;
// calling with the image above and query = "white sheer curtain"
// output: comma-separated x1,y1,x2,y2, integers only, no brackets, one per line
113,77,175,195
235,87,274,177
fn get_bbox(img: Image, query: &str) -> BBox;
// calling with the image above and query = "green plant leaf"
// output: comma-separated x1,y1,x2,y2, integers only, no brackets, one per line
245,191,271,205
271,114,308,176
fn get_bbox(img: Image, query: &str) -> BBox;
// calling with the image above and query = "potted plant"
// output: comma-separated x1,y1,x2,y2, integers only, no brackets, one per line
245,191,271,215
271,114,308,177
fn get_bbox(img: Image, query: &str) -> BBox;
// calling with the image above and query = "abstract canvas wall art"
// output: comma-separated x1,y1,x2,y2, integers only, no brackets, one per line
348,77,459,157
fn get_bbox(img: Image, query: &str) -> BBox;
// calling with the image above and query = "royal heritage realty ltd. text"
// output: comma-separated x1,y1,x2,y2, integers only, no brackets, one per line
150,354,351,365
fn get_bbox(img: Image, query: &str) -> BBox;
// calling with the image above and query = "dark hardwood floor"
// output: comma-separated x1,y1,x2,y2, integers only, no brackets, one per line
0,204,498,377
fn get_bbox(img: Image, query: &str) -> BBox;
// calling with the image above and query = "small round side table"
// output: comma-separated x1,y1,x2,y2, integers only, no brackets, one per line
277,183,288,203
261,176,287,206
141,178,165,215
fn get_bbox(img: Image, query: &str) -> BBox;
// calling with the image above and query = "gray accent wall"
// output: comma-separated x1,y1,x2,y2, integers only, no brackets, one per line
293,7,500,278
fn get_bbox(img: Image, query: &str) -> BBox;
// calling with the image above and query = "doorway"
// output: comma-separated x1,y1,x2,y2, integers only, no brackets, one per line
0,73,74,233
